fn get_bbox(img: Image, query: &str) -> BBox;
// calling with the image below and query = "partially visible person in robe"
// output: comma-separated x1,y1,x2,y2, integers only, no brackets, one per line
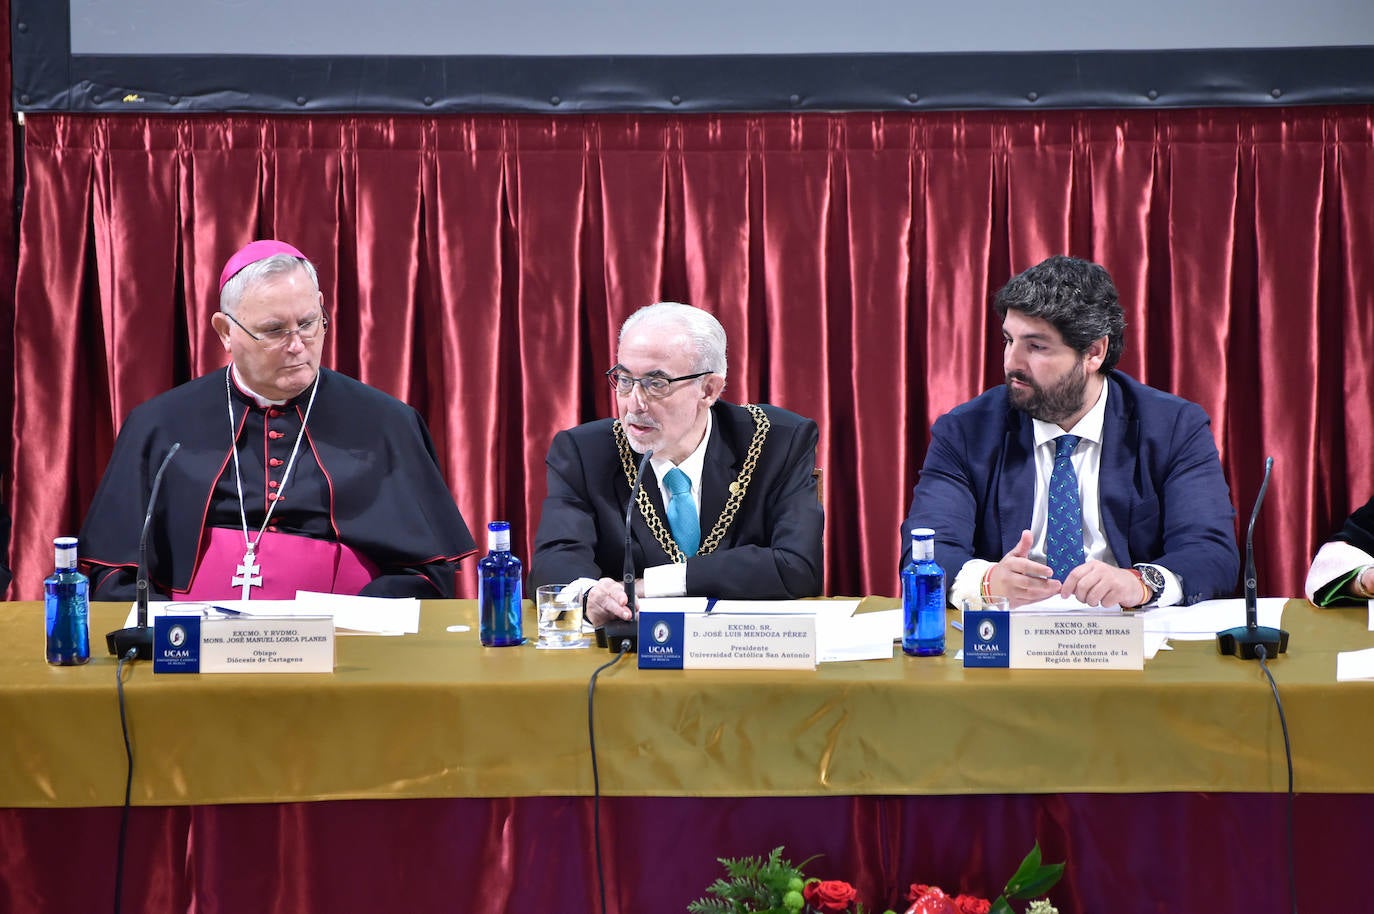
0,491,11,595
1305,496,1374,605
79,240,475,600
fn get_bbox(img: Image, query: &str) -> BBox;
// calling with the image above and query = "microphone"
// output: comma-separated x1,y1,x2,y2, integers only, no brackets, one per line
1217,456,1289,659
597,446,653,653
107,442,181,659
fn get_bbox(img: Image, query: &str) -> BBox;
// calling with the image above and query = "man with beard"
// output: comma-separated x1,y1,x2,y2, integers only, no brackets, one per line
530,301,824,625
902,255,1238,608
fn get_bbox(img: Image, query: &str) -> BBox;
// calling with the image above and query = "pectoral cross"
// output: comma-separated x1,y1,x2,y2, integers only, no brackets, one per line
232,546,263,600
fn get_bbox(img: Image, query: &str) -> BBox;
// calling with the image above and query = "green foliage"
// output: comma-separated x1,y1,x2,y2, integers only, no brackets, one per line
990,843,1065,912
687,847,814,914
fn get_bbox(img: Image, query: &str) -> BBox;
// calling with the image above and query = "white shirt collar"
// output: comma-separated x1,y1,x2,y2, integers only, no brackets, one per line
650,409,713,494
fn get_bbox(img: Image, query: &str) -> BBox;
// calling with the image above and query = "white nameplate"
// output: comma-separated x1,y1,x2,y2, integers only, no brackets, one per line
637,611,817,670
153,613,335,673
962,610,1143,670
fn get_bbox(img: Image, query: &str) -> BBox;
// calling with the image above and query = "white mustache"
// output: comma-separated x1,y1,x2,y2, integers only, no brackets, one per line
623,413,660,430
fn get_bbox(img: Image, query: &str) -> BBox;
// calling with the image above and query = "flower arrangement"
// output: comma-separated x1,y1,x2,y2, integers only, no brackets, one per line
687,844,1063,914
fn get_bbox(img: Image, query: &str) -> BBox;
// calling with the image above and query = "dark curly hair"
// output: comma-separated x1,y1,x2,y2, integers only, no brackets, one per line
993,255,1125,373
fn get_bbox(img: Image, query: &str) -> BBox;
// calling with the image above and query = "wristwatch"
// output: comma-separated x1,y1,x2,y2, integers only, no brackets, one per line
1132,563,1166,605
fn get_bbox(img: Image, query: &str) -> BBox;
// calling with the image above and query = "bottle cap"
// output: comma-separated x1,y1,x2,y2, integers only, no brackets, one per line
54,536,79,570
487,521,511,552
911,526,934,538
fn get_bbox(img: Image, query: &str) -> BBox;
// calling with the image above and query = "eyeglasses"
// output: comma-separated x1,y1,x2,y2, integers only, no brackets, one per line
224,312,328,350
605,366,712,399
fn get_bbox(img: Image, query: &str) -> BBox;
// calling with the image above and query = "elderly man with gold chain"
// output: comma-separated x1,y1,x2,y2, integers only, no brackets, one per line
530,302,824,625
79,240,475,600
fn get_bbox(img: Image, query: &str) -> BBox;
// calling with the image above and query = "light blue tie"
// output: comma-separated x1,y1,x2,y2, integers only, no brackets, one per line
662,467,701,558
1045,435,1085,582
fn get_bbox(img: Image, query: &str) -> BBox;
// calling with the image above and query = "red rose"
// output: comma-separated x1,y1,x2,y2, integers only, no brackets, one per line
903,886,958,914
952,894,992,914
803,879,859,912
906,884,937,902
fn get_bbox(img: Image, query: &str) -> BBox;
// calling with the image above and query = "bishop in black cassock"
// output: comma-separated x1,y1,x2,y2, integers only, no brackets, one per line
79,240,475,600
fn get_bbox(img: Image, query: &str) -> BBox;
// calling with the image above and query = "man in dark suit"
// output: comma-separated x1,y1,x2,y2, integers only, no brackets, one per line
531,301,824,626
903,255,1238,609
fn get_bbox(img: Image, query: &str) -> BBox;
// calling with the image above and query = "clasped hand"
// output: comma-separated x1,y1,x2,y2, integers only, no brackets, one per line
989,529,1144,608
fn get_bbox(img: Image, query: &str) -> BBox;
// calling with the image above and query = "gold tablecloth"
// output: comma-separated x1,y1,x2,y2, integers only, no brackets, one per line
2,598,1371,808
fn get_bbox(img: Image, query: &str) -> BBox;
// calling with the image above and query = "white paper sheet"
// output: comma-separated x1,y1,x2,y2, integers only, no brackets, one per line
294,591,420,634
127,594,418,635
1337,646,1374,681
1015,593,1121,612
637,597,709,613
1140,597,1287,640
816,608,901,662
710,598,860,621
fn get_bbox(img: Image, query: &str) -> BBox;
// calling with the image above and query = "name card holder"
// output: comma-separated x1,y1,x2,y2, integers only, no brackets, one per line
637,611,817,670
153,612,335,673
962,609,1143,670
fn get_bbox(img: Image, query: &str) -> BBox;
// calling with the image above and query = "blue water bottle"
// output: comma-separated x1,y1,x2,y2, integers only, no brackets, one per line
478,521,524,647
902,527,946,657
45,536,91,666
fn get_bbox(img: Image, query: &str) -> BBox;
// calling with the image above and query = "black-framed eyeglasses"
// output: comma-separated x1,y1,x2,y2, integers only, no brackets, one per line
605,366,712,399
224,311,329,351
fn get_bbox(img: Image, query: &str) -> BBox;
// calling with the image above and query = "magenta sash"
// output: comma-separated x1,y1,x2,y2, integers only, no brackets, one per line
180,527,379,600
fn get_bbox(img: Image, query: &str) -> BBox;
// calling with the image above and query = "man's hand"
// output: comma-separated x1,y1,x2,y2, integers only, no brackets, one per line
1060,560,1147,607
988,530,1061,607
583,577,639,626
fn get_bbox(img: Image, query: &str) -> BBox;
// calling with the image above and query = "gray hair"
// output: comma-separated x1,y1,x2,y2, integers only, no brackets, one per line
619,301,728,380
219,253,320,315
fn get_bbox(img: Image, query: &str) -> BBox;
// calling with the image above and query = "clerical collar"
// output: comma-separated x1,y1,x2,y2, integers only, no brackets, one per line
230,364,293,408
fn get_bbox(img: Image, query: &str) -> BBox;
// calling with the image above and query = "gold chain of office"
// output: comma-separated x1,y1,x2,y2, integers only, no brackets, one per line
613,404,771,562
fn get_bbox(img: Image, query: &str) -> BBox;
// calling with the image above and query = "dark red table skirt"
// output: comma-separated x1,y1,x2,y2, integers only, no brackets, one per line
2,793,1367,913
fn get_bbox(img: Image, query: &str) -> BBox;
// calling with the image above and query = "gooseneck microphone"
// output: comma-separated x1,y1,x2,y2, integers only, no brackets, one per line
597,446,653,653
1218,456,1289,659
107,442,181,659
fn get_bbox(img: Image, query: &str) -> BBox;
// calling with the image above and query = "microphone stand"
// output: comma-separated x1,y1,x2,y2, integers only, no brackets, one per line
107,443,181,659
1218,456,1289,659
597,447,653,653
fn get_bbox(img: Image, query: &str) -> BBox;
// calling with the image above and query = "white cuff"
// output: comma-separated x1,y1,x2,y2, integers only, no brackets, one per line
1305,541,1374,602
642,562,688,598
950,559,995,611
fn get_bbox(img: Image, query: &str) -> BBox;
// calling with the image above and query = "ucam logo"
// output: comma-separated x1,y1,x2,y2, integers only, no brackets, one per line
653,621,671,644
169,625,187,647
978,619,997,642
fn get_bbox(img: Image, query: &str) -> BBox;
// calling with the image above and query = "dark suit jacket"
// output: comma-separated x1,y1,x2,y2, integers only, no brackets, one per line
531,401,824,599
901,371,1238,604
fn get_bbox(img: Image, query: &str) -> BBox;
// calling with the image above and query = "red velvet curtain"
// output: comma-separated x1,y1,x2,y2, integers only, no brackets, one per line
9,108,1374,600
4,793,1372,914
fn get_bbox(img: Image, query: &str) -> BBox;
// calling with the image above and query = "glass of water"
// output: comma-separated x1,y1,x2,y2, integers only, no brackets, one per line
536,584,588,649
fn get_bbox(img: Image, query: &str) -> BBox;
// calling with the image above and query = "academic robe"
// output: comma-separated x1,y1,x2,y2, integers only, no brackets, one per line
79,367,476,599
1304,495,1374,605
0,499,10,595
529,400,824,599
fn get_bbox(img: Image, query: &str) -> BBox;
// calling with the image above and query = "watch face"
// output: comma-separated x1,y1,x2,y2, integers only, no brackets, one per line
1135,564,1165,593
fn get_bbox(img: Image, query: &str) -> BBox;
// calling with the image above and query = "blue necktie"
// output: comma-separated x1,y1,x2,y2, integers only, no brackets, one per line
663,467,701,558
1045,434,1084,582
